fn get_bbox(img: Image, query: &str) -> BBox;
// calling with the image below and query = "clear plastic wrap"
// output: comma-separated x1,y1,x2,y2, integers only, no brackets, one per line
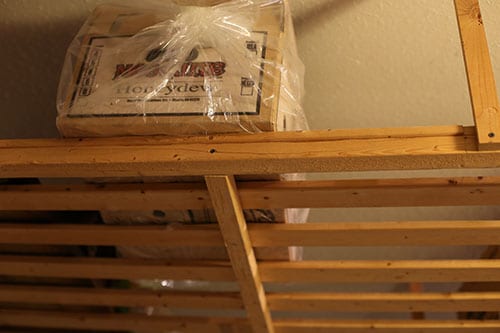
57,0,308,137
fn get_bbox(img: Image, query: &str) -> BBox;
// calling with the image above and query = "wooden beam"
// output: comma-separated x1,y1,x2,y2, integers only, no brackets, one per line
239,177,500,209
0,310,250,333
0,285,244,309
0,224,223,246
2,176,499,211
455,0,500,149
1,126,499,178
274,319,500,333
248,221,500,247
258,260,500,283
5,221,500,247
0,183,210,211
206,175,275,333
268,292,500,312
0,256,235,281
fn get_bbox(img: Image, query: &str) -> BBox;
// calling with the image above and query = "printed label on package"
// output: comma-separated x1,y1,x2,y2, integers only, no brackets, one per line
69,32,268,118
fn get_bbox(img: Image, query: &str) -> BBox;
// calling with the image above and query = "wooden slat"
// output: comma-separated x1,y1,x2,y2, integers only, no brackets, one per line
258,260,500,283
0,224,223,246
2,176,500,211
4,257,500,284
455,0,500,149
1,126,499,178
0,285,243,309
0,183,210,211
249,221,500,247
268,292,500,312
0,310,250,333
274,319,500,333
4,221,500,247
206,175,275,333
0,256,235,281
238,177,500,209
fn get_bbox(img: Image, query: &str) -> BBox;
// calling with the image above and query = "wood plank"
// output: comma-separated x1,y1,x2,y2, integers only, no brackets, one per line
206,176,275,333
0,183,210,211
258,260,500,283
0,310,250,333
0,127,498,178
248,221,500,247
0,285,244,309
0,224,223,246
455,0,500,149
0,256,235,281
4,221,500,247
267,292,500,312
238,176,500,209
274,319,500,333
4,257,500,284
0,125,471,148
2,176,500,211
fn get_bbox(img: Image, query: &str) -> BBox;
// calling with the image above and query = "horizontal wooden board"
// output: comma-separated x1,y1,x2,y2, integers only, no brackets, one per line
2,310,500,333
0,310,250,333
0,126,499,178
0,224,223,246
274,319,500,333
3,285,500,313
268,292,500,312
1,176,499,211
0,256,235,281
3,221,500,247
3,256,500,284
258,260,500,283
249,221,500,246
238,177,500,209
0,285,244,309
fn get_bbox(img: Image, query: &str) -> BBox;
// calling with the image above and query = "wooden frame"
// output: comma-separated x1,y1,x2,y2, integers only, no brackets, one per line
1,0,500,332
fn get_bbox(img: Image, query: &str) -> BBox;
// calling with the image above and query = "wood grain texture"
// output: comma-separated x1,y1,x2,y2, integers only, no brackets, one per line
4,221,500,247
259,260,500,283
0,310,250,333
206,176,275,333
0,256,235,281
238,176,500,209
0,285,244,309
267,292,500,312
1,176,499,211
274,320,500,333
0,126,498,178
455,0,500,149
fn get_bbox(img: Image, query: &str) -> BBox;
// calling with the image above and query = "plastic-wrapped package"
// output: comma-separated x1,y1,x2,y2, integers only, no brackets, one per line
57,0,308,137
57,0,309,262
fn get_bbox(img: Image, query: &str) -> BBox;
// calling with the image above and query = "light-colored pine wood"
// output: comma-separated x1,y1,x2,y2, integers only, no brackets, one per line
248,221,500,247
206,175,275,333
0,256,235,281
267,292,500,312
0,285,244,309
0,183,210,211
274,319,500,333
4,284,500,313
0,127,498,178
2,176,499,211
238,177,500,209
455,0,500,149
0,310,250,333
258,260,500,283
0,223,223,246
5,221,500,247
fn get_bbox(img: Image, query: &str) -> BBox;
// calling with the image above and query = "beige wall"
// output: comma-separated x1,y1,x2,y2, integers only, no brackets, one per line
1,0,499,136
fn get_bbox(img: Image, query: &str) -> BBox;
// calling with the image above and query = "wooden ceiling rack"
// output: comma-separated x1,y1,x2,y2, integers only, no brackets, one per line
1,0,500,332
